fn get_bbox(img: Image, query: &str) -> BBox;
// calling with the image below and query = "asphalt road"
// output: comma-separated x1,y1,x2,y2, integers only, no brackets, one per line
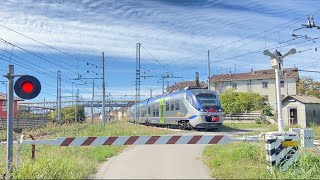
93,144,212,179
93,126,265,179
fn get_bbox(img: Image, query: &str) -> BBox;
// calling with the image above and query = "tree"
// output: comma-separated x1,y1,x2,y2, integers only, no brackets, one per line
219,89,272,114
297,77,320,98
48,105,85,123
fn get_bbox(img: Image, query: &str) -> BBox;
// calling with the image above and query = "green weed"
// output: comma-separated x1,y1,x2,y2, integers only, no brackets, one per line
203,142,320,179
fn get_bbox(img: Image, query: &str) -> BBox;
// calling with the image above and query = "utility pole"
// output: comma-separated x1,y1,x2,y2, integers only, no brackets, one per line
57,70,62,124
102,52,106,126
162,75,165,94
263,48,296,132
4,65,14,175
285,71,288,96
208,50,211,90
150,89,152,98
91,79,95,123
135,43,141,124
75,89,79,122
43,98,46,118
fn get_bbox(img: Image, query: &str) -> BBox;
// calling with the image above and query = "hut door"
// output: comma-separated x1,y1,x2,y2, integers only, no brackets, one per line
289,108,297,125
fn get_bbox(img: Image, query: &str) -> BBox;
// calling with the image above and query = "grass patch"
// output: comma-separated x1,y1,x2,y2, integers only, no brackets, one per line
0,121,173,179
203,142,269,179
310,123,320,139
203,142,320,179
222,123,278,130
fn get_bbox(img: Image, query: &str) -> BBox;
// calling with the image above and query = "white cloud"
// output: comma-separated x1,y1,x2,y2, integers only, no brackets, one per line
1,0,320,102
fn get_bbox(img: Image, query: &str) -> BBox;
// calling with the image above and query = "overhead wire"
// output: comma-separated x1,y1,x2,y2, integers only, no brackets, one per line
0,40,99,95
162,15,308,69
0,23,92,71
0,37,79,75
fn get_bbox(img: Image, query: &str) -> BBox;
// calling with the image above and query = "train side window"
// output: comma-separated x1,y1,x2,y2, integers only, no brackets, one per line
175,100,179,110
166,102,169,111
153,106,156,117
148,106,151,114
155,105,159,117
186,94,196,108
170,101,174,111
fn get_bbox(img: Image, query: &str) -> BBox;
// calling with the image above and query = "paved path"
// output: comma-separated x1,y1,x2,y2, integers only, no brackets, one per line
93,144,212,179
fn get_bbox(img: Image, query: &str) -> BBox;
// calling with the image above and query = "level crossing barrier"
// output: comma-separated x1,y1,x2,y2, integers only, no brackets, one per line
1,131,313,173
19,134,260,146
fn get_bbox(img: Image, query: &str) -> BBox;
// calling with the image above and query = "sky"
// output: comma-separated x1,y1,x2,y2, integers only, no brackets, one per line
1,0,320,105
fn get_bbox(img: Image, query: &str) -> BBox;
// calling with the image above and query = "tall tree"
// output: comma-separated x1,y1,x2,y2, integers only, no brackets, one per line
297,77,320,98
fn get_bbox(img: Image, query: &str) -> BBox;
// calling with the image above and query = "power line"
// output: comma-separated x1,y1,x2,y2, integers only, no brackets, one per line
0,40,98,92
0,23,90,69
163,15,307,69
140,44,165,68
299,69,320,73
0,37,79,75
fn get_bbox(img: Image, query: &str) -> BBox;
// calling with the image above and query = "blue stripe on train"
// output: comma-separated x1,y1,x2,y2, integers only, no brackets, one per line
188,115,198,119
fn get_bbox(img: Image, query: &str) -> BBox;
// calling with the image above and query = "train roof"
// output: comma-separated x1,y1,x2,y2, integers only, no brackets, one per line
135,88,218,106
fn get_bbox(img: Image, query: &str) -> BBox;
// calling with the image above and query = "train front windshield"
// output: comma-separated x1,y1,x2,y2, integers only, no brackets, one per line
196,94,220,109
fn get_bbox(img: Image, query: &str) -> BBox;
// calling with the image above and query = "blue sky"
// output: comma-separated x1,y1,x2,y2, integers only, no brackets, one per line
1,0,320,103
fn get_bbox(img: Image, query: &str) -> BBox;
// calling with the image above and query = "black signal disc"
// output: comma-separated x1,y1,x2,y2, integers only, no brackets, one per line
14,75,41,100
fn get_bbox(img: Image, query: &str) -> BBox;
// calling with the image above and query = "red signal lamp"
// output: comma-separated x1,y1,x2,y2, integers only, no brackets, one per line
14,75,41,100
21,82,34,93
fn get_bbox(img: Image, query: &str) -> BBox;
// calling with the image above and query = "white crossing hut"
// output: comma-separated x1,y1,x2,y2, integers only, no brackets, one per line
282,95,320,128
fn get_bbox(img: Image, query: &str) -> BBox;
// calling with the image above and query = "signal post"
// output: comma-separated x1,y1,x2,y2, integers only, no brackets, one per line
3,65,41,176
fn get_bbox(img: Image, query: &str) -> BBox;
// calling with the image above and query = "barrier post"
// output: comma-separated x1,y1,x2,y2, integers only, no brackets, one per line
265,131,299,172
29,135,36,160
289,128,314,148
300,128,314,148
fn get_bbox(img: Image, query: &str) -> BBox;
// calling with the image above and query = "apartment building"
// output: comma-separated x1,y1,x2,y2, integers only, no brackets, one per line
210,68,299,111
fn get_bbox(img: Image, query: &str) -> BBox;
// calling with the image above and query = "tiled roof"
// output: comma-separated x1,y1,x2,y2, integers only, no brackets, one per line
166,81,208,92
283,95,320,104
210,68,299,82
0,92,24,101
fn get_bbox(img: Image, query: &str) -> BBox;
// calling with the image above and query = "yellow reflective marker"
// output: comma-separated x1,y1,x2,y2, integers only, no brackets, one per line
282,141,299,147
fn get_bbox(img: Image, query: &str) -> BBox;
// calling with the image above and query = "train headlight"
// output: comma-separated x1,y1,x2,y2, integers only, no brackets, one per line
198,108,205,112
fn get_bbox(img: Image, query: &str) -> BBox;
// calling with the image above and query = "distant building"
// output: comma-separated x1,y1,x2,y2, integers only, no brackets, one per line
0,93,23,118
166,81,208,92
106,107,128,121
210,68,299,111
282,95,320,128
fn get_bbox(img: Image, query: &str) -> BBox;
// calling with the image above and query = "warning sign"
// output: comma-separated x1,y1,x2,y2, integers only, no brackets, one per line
282,141,299,147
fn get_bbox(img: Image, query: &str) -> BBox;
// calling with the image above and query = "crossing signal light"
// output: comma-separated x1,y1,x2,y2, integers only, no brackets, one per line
14,75,41,100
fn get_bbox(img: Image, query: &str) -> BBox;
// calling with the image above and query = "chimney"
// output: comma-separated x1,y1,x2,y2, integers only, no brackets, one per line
229,71,231,76
251,68,254,74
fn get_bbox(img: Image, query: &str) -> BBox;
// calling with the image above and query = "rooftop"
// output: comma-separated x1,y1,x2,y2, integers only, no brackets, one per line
166,81,208,92
0,92,24,101
210,68,299,82
283,95,320,104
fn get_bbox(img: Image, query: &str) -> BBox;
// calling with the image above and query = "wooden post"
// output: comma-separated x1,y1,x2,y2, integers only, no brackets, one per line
29,135,36,160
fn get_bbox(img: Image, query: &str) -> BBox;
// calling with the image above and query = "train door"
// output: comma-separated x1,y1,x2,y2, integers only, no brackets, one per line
160,98,165,124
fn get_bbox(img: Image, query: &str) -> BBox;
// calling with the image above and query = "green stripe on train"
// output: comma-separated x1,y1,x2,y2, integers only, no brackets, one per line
160,98,165,124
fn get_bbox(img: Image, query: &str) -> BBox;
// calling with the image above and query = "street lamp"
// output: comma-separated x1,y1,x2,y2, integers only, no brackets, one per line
263,48,296,132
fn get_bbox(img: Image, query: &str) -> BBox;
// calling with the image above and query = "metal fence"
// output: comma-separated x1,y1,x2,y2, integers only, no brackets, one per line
223,112,262,123
0,118,48,130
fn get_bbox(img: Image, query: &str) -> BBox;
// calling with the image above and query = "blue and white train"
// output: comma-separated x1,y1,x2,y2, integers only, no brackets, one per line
128,87,223,130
